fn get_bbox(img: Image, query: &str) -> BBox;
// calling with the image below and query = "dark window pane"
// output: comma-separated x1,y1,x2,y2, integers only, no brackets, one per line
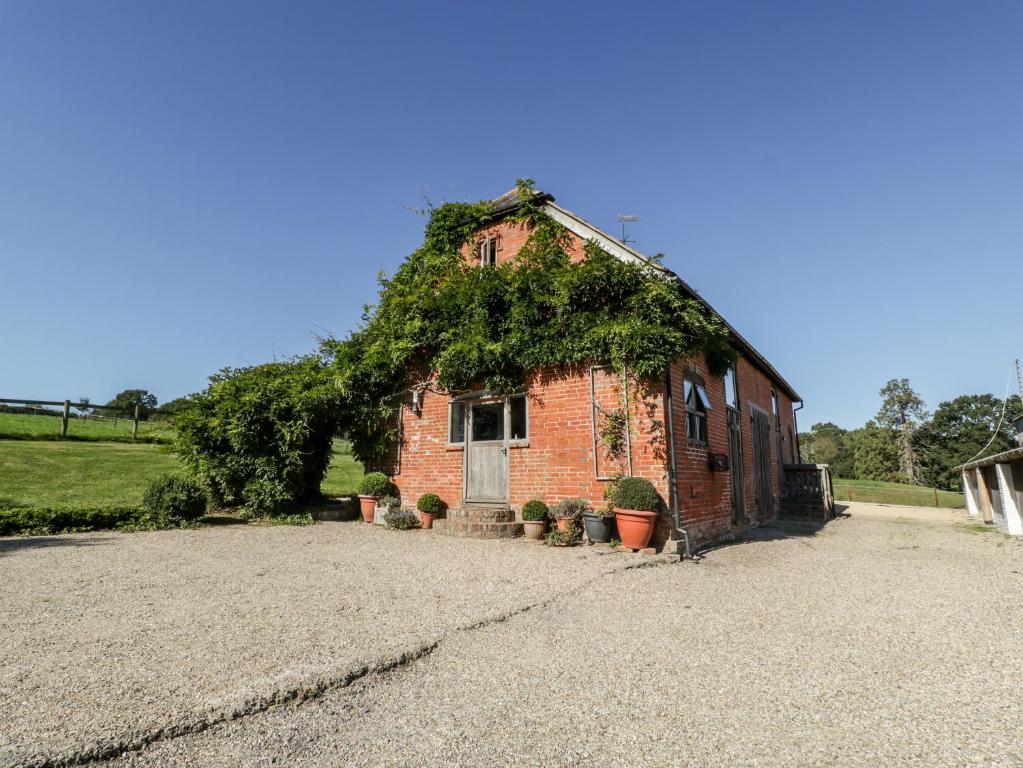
472,402,504,441
449,402,465,443
510,395,527,440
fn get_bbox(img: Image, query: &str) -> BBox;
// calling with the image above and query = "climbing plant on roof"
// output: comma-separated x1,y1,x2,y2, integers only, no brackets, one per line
323,179,737,462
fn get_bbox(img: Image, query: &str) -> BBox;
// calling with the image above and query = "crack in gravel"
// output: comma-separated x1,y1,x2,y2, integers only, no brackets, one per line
14,550,677,768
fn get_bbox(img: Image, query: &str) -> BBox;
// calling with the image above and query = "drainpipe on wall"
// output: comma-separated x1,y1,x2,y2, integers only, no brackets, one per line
663,365,692,560
792,401,805,462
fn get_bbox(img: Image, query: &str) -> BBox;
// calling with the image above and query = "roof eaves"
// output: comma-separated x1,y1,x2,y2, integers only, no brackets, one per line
540,201,803,402
955,445,1023,472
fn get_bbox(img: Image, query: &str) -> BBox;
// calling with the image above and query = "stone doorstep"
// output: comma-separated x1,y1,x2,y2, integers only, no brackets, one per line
432,519,524,539
446,506,516,523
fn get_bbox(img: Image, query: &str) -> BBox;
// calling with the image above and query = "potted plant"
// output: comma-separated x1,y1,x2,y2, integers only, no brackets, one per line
384,507,420,530
582,493,616,544
612,477,661,550
550,498,588,532
520,499,549,540
416,493,445,529
375,495,400,526
545,526,582,547
358,472,391,523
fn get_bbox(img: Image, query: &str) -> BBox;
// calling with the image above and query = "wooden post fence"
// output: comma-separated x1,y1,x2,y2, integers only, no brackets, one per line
60,400,70,437
132,405,140,439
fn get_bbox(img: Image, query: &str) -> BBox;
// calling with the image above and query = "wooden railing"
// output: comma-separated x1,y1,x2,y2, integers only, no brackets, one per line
781,464,835,520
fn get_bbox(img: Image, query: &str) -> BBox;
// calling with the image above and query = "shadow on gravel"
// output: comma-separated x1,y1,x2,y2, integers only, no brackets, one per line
691,513,851,560
0,535,115,557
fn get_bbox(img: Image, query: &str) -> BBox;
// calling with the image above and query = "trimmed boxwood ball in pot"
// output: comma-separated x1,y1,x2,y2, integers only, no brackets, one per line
521,500,548,521
612,477,661,550
416,493,446,529
520,499,548,540
357,471,392,523
358,472,392,497
612,477,661,512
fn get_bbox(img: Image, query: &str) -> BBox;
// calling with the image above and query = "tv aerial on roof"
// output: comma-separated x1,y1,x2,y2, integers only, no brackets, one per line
617,214,640,245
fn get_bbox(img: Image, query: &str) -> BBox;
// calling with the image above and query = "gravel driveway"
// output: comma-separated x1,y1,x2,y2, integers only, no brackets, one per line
5,504,1022,767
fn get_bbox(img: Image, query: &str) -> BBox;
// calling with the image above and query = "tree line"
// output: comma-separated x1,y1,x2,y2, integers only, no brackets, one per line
799,378,1022,491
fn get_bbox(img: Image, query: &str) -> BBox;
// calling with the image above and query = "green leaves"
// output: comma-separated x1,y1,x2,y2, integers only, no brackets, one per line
174,357,340,515
324,189,736,462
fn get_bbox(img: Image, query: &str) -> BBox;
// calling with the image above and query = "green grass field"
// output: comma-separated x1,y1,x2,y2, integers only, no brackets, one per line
833,477,965,509
0,440,181,508
0,411,176,443
321,439,365,497
0,436,364,511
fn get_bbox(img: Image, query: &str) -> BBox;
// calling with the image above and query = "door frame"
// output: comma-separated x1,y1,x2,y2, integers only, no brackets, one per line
462,396,511,505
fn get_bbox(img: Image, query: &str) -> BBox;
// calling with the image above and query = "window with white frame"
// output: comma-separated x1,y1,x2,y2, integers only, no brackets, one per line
479,237,497,266
684,375,712,445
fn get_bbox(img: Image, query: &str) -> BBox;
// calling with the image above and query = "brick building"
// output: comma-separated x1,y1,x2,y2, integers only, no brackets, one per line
379,187,806,552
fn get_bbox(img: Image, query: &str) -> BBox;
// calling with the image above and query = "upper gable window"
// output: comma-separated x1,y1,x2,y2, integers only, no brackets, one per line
479,237,497,267
684,375,712,445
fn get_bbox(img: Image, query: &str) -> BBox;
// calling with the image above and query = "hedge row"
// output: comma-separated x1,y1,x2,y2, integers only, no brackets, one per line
0,506,158,536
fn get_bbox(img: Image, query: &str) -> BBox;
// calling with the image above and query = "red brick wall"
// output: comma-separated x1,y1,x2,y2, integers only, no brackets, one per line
385,211,801,551
462,219,586,265
664,355,799,545
392,365,670,519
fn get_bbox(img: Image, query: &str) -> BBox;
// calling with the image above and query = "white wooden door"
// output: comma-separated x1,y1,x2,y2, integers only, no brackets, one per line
465,400,508,503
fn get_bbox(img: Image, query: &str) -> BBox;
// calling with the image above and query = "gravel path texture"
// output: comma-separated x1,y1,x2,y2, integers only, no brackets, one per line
6,503,1023,767
1,521,659,767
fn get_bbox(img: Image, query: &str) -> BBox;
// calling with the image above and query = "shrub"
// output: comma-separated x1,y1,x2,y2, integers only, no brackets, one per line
0,506,150,536
378,495,401,513
611,477,662,512
417,493,445,515
521,499,548,521
358,472,392,497
175,357,341,516
142,474,207,527
384,507,420,530
551,498,589,520
544,526,582,546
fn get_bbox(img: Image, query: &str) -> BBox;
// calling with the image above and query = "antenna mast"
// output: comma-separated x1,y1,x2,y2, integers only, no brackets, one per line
1015,358,1023,411
617,214,640,245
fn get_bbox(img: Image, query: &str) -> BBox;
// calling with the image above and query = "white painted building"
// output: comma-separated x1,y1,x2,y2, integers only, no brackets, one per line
959,417,1023,536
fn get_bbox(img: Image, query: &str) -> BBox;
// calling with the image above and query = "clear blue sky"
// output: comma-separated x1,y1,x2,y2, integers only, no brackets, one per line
2,1,1020,428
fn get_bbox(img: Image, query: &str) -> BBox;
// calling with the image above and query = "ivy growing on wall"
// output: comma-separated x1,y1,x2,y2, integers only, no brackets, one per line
324,179,736,462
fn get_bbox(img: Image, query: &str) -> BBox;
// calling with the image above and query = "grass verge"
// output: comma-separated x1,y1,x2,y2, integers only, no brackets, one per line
833,477,964,509
0,411,175,444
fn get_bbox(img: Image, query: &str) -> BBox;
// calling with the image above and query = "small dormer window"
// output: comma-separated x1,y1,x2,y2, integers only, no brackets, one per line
479,237,497,266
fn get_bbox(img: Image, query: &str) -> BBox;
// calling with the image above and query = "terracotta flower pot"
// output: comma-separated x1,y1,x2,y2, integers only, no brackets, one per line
556,517,575,533
420,511,436,529
359,495,380,523
614,508,657,550
522,519,547,540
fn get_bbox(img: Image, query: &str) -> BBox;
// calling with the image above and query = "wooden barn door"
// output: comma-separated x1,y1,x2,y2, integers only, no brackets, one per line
750,405,773,522
728,407,746,524
464,399,509,504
